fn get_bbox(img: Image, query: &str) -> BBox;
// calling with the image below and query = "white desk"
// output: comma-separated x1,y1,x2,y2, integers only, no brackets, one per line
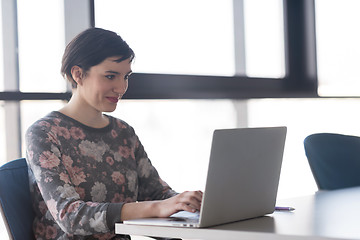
116,186,360,240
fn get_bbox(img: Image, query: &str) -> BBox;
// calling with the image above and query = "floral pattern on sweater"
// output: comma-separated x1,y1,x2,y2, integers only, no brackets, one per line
26,111,176,240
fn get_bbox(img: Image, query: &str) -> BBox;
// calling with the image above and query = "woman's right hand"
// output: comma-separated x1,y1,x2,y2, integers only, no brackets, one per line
121,190,203,221
154,190,203,218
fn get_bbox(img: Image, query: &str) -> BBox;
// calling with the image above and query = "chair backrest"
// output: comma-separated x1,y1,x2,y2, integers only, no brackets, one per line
304,133,360,190
0,158,35,240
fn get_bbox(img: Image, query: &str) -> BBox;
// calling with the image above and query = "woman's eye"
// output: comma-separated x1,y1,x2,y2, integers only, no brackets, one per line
105,75,115,80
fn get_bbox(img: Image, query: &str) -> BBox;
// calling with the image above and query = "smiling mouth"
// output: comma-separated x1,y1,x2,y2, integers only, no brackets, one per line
106,97,119,103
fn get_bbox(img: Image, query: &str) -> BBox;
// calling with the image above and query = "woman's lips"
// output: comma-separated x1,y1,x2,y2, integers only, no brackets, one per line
106,97,119,103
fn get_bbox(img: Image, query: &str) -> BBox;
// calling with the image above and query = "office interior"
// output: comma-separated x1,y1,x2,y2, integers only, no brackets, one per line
1,0,360,238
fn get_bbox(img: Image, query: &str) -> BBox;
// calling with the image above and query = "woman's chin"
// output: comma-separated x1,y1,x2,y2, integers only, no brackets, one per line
102,105,117,113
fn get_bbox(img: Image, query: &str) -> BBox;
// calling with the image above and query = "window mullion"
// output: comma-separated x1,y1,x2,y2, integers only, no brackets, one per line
1,0,21,161
64,0,92,44
63,0,92,92
283,0,318,92
233,0,246,76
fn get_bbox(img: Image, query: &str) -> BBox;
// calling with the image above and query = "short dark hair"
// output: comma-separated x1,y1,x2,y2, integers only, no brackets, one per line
61,27,135,88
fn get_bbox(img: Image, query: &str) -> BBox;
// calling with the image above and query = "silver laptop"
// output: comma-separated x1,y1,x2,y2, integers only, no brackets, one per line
124,126,287,228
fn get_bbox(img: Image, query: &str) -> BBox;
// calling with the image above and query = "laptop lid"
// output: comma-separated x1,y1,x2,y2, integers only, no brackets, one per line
198,126,286,227
124,126,287,228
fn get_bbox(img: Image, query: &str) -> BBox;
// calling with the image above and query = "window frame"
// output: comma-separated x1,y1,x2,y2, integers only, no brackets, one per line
0,0,318,160
0,0,318,101
124,0,318,99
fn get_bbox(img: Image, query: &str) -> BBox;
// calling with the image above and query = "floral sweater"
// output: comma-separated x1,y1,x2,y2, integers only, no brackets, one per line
25,111,177,240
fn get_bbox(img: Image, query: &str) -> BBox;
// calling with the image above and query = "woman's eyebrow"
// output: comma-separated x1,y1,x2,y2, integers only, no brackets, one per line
105,70,120,75
105,70,132,75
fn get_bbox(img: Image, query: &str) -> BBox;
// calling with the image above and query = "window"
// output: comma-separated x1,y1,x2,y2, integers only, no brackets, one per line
17,0,66,92
244,0,285,78
94,0,285,79
316,0,360,96
95,0,235,76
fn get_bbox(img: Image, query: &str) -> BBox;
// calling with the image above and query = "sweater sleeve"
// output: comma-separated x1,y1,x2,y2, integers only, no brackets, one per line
131,130,177,201
26,121,122,235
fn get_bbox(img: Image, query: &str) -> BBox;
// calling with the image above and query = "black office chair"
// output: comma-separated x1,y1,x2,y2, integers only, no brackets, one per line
304,133,360,190
0,158,35,240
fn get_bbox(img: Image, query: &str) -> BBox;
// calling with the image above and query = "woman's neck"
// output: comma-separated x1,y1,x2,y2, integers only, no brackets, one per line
59,94,109,128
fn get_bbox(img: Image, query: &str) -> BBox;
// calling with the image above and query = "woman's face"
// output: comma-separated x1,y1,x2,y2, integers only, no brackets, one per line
77,56,132,113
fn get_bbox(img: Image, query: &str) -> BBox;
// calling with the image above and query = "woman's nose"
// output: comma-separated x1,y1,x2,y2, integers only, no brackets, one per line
114,79,128,95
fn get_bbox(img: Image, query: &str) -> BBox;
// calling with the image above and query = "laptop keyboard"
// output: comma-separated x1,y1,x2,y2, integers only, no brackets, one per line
170,211,200,222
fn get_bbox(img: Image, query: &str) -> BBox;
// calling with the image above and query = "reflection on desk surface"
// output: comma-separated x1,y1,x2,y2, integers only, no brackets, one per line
276,186,360,239
314,187,360,239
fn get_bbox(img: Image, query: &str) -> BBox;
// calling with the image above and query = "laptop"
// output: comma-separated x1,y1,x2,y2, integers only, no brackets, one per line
124,126,287,228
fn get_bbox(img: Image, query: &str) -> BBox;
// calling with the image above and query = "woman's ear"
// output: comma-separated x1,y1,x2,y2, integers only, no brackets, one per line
71,66,84,86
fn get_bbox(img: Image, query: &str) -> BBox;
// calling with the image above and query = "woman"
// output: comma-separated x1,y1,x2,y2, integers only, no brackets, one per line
26,27,202,240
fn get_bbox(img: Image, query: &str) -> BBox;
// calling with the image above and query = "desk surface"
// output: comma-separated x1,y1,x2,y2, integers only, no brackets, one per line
116,187,360,240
